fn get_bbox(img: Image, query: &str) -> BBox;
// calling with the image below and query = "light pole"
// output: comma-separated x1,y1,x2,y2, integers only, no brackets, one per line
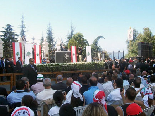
118,50,120,59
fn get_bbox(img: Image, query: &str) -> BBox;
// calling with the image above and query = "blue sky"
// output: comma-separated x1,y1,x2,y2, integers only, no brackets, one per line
0,0,155,55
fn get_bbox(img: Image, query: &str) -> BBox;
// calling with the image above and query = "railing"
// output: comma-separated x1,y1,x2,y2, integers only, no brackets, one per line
0,69,109,93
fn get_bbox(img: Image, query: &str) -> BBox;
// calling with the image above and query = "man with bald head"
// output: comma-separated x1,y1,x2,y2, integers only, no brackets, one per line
83,76,98,105
65,77,73,94
51,75,67,91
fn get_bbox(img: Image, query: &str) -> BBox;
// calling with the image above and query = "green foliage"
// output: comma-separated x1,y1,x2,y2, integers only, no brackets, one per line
35,62,105,72
126,28,155,58
0,24,18,58
91,36,105,59
68,32,89,58
46,24,54,58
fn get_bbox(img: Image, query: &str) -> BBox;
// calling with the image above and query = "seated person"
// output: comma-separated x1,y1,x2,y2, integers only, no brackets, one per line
48,91,64,116
31,74,45,95
11,95,38,116
0,87,8,105
59,103,76,116
64,80,84,107
107,78,123,105
7,79,36,106
51,75,67,91
115,87,145,116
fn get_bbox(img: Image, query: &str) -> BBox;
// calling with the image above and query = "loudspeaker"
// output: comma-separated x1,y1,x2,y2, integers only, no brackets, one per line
138,42,153,58
55,51,71,63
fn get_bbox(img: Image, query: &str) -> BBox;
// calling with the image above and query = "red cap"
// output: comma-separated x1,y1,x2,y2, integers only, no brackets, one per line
126,103,143,116
124,70,130,75
129,59,133,63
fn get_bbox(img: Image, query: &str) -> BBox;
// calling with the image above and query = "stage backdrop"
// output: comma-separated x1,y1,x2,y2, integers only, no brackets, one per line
55,51,71,63
12,42,22,65
25,43,33,64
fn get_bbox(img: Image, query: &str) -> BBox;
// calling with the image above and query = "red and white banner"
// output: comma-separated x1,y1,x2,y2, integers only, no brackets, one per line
71,46,77,63
34,45,41,64
12,42,22,65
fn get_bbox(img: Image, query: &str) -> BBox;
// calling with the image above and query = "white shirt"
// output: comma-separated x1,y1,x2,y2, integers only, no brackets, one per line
36,88,56,105
102,81,114,98
11,106,34,116
48,106,60,116
107,88,122,105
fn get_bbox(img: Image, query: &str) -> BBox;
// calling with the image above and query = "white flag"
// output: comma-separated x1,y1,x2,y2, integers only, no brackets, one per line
34,45,41,64
128,27,133,40
12,42,22,65
25,43,33,64
71,46,77,63
86,46,91,62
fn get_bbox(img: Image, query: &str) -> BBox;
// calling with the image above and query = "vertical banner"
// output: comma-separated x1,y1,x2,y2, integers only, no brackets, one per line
71,46,77,63
34,45,41,64
25,43,33,64
86,46,91,62
12,42,22,65
128,27,133,40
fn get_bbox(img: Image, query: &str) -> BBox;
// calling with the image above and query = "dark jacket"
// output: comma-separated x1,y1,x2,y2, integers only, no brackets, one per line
16,60,22,73
51,82,67,91
23,64,37,86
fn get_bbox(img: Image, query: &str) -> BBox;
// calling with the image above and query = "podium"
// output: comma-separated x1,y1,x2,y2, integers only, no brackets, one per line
55,51,71,63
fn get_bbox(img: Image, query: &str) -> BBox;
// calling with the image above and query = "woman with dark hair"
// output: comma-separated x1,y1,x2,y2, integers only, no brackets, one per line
59,103,76,116
48,91,64,116
11,95,38,116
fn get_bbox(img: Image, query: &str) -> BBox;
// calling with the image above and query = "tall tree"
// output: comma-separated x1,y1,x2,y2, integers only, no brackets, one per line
46,24,54,58
126,28,155,58
91,36,105,59
68,32,89,58
20,16,26,41
0,24,18,58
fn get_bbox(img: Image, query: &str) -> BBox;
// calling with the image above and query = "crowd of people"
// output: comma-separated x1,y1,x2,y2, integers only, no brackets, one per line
0,57,155,116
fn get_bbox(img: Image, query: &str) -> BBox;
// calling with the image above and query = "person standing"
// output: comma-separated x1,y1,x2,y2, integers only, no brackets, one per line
16,57,22,73
23,58,37,86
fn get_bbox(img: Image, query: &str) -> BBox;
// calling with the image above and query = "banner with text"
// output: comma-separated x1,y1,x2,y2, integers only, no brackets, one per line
86,46,91,62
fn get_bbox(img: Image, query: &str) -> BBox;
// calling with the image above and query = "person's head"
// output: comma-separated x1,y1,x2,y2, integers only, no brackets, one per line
122,73,127,80
115,78,123,88
81,75,88,85
59,103,76,116
72,75,78,81
92,73,98,80
18,57,21,61
142,71,147,76
22,95,38,109
93,90,107,112
126,103,145,116
134,78,141,88
56,75,63,82
78,72,83,77
66,77,73,86
85,73,91,80
16,79,25,90
29,58,34,65
53,91,64,107
112,73,117,80
104,75,112,82
129,74,134,80
89,76,97,86
37,74,44,82
150,75,155,83
21,77,29,89
43,78,51,88
125,87,136,101
82,102,108,116
1,57,4,61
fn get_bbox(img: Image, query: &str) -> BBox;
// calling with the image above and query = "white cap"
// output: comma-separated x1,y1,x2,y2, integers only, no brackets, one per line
37,74,44,80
